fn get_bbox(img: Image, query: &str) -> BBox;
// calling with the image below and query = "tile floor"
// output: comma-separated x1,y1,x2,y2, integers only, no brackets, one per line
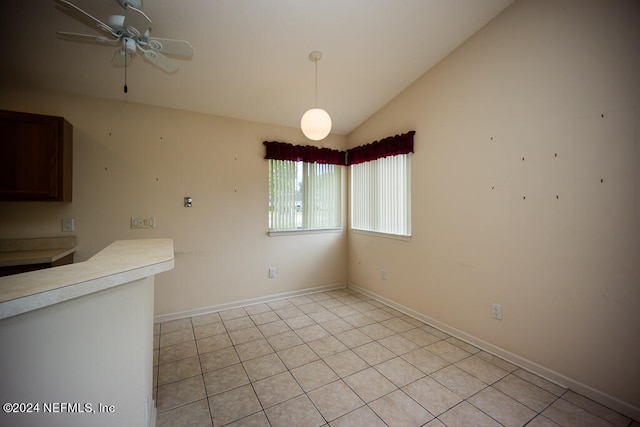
153,288,638,427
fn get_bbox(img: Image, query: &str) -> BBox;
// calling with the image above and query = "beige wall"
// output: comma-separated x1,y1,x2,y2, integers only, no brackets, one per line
347,0,639,415
0,89,348,316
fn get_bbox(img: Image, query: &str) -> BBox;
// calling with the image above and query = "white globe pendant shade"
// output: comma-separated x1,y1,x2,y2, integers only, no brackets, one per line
301,108,332,141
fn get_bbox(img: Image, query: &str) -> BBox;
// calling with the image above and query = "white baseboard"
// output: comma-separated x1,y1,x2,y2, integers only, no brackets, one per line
347,283,640,422
154,283,347,323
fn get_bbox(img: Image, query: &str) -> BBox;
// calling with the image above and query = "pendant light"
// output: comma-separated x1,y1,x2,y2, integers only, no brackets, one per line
301,51,332,141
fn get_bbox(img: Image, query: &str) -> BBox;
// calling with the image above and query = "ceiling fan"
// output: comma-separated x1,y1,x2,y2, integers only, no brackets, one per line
54,0,193,74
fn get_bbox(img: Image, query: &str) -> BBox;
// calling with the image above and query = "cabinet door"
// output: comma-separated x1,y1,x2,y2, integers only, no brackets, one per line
0,110,72,201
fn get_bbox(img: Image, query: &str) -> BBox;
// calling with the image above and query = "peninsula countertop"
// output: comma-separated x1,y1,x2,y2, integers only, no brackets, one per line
0,239,174,320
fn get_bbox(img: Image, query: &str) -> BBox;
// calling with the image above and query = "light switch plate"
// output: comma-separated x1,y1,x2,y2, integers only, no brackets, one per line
62,218,74,232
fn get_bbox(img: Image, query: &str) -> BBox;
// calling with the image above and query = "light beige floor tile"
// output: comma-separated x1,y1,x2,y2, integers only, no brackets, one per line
288,295,314,306
161,328,196,348
253,371,303,408
161,318,193,334
512,368,566,396
320,318,354,335
265,394,325,427
426,340,471,363
350,301,378,313
330,405,386,427
191,312,222,326
475,351,518,373
257,320,290,337
308,380,364,422
335,328,373,348
203,363,250,395
307,335,348,358
398,315,425,327
159,340,198,364
324,350,369,377
209,384,262,426
229,326,264,345
330,305,360,318
424,419,447,427
156,398,212,427
439,402,502,427
194,322,227,339
154,333,160,350
421,324,451,339
158,355,202,386
277,343,319,369
223,316,255,332
197,334,233,354
379,334,420,355
154,323,161,336
343,313,377,328
400,328,441,346
275,307,304,319
219,307,247,321
242,352,287,382
369,389,433,426
200,347,240,373
318,298,345,309
235,338,274,362
455,355,509,384
375,356,425,387
284,314,317,330
493,374,557,412
562,391,630,426
249,311,280,325
380,317,415,333
526,415,561,427
296,324,330,342
307,292,334,302
308,308,340,323
226,411,271,427
157,375,207,412
297,301,326,314
431,365,487,399
402,376,462,416
343,367,397,403
446,336,481,354
267,299,296,311
291,360,339,392
243,303,272,315
401,347,449,374
352,341,395,366
468,386,537,427
267,330,304,351
542,398,618,427
358,323,396,340
365,309,395,322
154,348,159,367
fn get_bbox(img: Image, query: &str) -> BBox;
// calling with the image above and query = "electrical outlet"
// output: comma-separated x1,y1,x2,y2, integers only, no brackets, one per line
491,303,503,320
131,217,156,229
268,267,277,278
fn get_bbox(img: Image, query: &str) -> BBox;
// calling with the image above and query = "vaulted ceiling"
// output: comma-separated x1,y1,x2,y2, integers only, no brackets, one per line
1,0,513,135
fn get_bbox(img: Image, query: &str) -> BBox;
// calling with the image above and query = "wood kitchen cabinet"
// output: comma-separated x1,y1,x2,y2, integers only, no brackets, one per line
0,110,73,201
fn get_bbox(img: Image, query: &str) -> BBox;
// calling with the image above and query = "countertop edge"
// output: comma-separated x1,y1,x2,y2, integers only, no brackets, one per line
0,239,174,320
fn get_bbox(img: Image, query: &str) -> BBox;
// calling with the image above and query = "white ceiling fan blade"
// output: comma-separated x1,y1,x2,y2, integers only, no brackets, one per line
112,49,134,67
139,48,179,73
56,31,120,45
54,0,117,37
122,5,151,38
146,37,194,57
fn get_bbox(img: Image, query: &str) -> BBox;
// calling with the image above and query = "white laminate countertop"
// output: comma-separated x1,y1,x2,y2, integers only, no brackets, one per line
0,239,174,320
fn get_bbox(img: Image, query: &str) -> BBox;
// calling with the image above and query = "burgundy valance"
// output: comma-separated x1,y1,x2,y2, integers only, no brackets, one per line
263,141,346,165
346,131,415,165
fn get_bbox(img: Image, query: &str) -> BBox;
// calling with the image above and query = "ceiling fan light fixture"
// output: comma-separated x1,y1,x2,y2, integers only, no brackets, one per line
301,50,332,141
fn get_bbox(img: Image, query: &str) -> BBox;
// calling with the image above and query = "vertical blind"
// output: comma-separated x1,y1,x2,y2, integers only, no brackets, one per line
350,153,411,236
268,159,341,231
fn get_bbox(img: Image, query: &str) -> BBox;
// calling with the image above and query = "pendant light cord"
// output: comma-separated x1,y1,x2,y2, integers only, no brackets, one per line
314,59,318,107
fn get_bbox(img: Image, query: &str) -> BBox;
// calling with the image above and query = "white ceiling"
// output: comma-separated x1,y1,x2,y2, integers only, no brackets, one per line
1,0,513,135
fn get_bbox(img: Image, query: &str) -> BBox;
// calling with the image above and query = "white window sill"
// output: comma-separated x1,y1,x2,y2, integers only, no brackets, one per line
349,228,412,241
268,228,343,237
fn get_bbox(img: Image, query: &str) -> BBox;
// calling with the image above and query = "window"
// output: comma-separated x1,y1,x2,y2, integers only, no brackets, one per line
348,131,414,237
268,160,341,231
264,141,344,233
